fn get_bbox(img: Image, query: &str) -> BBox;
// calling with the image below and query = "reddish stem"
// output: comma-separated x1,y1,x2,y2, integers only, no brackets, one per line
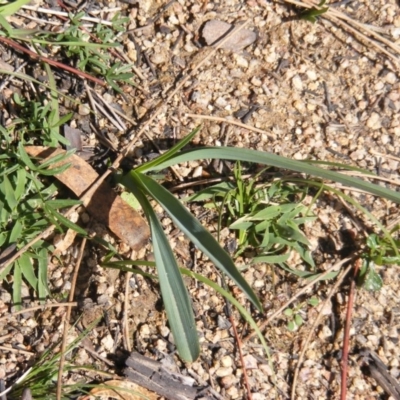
0,36,106,86
228,313,253,400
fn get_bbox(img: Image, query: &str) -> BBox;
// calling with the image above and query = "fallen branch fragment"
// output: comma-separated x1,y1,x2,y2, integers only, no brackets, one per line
358,348,400,400
124,352,219,400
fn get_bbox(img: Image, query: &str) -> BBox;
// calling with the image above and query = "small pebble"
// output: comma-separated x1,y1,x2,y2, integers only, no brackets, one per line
220,355,233,368
366,112,382,130
78,104,91,116
202,20,257,52
216,366,233,377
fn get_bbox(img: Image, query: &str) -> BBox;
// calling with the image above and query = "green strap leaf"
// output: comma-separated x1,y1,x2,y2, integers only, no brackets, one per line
142,147,400,204
126,178,200,362
135,127,201,173
123,171,262,311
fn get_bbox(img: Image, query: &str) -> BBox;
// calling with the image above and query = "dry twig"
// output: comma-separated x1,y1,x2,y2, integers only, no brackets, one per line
0,302,77,323
185,113,276,140
56,237,87,400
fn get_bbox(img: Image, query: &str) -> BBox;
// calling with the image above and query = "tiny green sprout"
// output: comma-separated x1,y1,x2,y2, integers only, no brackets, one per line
284,306,304,332
358,260,383,292
300,0,329,23
308,296,319,307
359,231,400,292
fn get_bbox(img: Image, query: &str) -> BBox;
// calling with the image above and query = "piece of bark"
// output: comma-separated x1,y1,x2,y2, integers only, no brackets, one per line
124,353,217,400
25,146,149,251
359,347,400,400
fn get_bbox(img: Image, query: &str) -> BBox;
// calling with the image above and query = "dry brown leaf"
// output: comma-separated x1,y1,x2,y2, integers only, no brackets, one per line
25,146,150,251
87,379,158,400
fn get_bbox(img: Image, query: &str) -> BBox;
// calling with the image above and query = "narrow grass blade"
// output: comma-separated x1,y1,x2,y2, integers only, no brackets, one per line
37,248,48,300
43,64,61,147
253,254,290,264
13,262,22,309
18,252,37,291
123,171,262,311
44,205,87,236
183,181,235,202
125,177,200,362
0,0,31,16
14,168,27,201
143,147,400,204
4,175,17,210
135,127,201,173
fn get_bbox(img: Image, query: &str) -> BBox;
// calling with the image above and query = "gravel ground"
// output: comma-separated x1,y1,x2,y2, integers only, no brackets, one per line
2,0,400,399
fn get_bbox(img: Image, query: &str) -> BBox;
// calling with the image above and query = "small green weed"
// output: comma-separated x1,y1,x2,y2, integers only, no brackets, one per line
284,297,319,332
0,140,80,306
299,0,329,23
186,161,316,267
11,93,72,146
359,231,400,291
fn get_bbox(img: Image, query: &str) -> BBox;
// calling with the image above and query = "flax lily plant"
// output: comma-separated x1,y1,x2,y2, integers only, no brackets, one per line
120,128,400,362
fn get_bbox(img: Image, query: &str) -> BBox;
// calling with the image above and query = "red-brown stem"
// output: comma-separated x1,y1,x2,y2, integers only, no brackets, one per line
229,314,253,400
340,258,361,400
0,36,106,86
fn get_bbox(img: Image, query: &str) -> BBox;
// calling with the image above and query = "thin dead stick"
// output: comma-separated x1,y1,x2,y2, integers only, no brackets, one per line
286,0,400,56
0,302,77,323
84,81,98,123
22,5,114,26
243,257,352,343
90,90,126,131
0,19,251,274
0,36,106,86
16,12,63,26
56,236,87,400
290,263,353,399
370,149,400,163
326,5,400,56
185,113,276,140
107,103,137,126
326,16,400,68
0,61,27,92
90,95,125,131
123,271,133,352
0,367,32,398
341,258,361,400
0,345,33,356
114,47,146,82
0,225,58,273
338,171,400,187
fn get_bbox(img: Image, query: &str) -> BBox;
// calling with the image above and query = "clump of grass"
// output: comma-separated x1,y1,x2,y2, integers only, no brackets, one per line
186,161,316,267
